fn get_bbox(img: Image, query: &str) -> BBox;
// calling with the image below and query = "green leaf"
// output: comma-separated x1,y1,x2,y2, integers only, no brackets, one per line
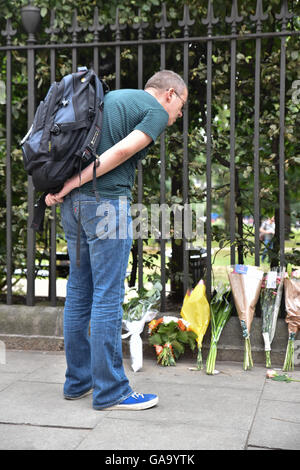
40,7,48,18
171,340,184,358
149,333,162,346
271,374,292,382
0,81,6,105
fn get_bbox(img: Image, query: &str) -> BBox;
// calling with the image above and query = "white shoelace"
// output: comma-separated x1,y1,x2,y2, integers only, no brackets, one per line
131,392,144,400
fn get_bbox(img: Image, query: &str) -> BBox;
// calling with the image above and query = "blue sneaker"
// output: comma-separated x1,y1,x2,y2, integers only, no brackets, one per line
103,392,158,410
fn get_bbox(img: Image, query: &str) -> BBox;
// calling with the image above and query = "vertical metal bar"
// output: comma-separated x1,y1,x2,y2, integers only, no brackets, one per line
251,1,268,266
72,49,77,72
182,38,189,294
253,38,262,266
275,1,292,267
49,48,57,306
45,9,60,305
137,25,144,291
278,35,286,267
159,45,166,311
155,3,170,311
68,10,81,72
111,8,125,90
132,12,148,291
2,20,16,305
179,5,194,295
226,3,243,265
90,7,104,74
202,1,218,300
93,46,99,74
5,47,12,305
115,45,120,89
26,45,36,306
229,39,237,266
205,37,213,300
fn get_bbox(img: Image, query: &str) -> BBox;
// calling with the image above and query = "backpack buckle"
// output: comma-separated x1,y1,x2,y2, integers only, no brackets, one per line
81,148,91,162
51,124,61,136
82,146,96,162
88,109,96,120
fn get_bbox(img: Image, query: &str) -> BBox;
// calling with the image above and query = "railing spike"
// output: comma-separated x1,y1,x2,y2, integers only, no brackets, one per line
132,8,149,37
110,7,126,35
250,0,268,32
202,0,219,35
155,3,171,32
88,7,105,35
178,4,195,35
1,18,17,45
275,0,293,30
67,9,82,41
225,0,243,33
45,9,60,37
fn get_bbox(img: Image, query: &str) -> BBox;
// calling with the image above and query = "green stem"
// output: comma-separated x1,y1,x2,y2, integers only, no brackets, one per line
265,350,271,368
243,337,253,371
282,339,294,372
197,346,203,370
206,341,217,375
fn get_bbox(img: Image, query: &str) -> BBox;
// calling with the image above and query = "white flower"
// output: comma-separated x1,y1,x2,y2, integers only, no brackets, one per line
292,269,300,279
162,316,180,324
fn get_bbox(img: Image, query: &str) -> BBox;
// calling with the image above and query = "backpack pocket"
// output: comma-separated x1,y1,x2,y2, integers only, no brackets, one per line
50,126,88,161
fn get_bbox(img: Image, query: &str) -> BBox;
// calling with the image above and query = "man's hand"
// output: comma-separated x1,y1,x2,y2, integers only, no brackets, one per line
45,193,64,206
45,175,79,206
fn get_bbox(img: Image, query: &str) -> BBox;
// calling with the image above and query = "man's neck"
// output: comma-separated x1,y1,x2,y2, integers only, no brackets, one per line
144,87,162,103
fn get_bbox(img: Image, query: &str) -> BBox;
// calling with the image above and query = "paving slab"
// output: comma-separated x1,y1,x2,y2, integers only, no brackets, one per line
0,423,89,450
0,381,105,429
0,351,299,450
248,399,300,450
77,416,248,450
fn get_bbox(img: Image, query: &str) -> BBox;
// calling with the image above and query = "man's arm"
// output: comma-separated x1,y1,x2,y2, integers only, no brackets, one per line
45,129,152,206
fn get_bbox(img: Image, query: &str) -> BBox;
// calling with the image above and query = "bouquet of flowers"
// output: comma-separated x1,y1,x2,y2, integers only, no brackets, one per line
122,281,162,372
148,316,197,366
206,285,233,375
180,280,210,370
282,270,300,371
227,265,264,370
266,369,300,383
260,268,285,368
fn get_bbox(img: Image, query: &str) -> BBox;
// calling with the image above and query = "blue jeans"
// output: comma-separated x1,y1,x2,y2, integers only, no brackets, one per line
261,238,273,262
60,191,133,409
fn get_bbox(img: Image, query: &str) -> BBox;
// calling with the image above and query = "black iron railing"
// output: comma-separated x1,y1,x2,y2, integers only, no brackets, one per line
1,1,299,309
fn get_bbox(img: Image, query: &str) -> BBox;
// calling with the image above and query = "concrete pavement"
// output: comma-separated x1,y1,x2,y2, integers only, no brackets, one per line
0,350,299,450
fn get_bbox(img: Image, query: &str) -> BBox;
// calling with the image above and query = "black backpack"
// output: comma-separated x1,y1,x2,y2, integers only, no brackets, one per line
21,66,108,231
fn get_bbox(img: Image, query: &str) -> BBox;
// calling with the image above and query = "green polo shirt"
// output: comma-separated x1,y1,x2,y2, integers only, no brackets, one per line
81,89,169,200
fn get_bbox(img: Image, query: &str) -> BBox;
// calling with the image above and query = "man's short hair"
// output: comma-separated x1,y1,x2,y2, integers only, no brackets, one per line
144,70,186,95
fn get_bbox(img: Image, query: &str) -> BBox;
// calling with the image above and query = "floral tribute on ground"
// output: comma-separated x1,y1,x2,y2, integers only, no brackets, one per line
122,281,162,372
180,280,210,370
148,316,197,366
227,265,264,371
266,369,300,383
260,268,285,368
206,285,233,375
282,270,300,372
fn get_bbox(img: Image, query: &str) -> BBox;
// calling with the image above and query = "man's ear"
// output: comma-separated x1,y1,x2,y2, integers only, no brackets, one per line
166,88,174,102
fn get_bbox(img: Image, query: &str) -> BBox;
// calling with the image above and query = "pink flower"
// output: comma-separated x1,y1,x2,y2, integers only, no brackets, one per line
266,369,277,378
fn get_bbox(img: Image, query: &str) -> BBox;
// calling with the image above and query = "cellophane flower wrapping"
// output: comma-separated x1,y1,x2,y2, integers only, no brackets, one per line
206,285,233,375
180,280,210,370
260,268,285,368
227,265,264,370
122,281,161,372
282,270,300,371
148,316,197,366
